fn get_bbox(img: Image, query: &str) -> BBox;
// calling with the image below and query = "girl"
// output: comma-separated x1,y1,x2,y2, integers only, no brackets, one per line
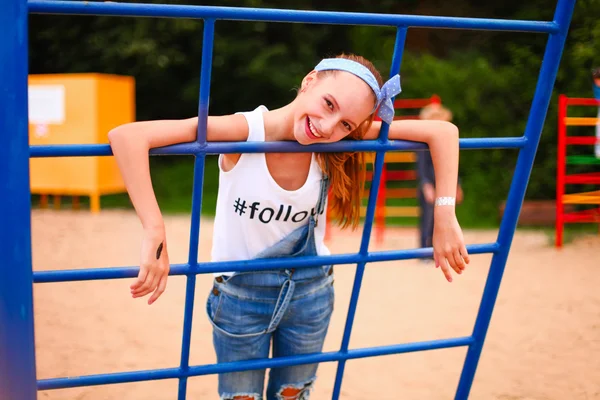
108,53,469,400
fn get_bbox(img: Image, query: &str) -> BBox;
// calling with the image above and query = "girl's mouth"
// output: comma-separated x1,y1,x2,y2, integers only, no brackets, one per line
305,117,322,140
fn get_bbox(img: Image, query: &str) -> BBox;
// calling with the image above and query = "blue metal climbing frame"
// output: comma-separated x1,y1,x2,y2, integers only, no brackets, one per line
0,0,576,399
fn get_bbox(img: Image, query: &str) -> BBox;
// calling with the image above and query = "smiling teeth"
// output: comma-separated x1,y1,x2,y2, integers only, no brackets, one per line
309,119,322,138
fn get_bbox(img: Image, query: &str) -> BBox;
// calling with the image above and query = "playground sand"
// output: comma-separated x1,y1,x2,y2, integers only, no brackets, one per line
31,210,600,400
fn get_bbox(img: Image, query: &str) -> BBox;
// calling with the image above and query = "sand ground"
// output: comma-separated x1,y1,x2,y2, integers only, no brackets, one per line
30,210,600,400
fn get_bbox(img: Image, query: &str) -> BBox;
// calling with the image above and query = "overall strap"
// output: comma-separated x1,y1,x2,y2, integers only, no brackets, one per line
314,165,330,226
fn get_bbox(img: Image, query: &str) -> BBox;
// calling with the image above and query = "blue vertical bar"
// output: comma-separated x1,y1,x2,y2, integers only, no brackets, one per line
177,156,205,400
196,19,215,145
454,0,576,399
331,27,408,400
0,0,38,399
177,18,215,400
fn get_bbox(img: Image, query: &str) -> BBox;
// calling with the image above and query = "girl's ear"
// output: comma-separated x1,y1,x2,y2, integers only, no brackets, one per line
301,70,319,92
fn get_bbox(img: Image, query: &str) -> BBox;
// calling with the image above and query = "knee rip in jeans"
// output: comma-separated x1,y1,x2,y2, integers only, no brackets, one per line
221,393,262,400
276,378,315,400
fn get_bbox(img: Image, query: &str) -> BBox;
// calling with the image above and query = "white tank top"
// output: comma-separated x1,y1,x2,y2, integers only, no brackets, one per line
210,105,330,274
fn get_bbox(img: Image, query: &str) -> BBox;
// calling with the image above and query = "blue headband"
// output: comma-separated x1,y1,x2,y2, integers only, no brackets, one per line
314,58,401,124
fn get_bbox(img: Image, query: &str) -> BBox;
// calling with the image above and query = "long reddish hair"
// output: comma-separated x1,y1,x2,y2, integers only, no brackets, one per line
315,54,383,229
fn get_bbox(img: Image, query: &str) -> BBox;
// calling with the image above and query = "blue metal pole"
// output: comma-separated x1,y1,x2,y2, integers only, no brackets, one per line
28,136,528,158
0,0,38,399
177,155,206,400
196,19,215,145
454,0,576,398
178,18,215,400
32,242,498,283
38,336,474,390
332,27,408,400
28,1,559,33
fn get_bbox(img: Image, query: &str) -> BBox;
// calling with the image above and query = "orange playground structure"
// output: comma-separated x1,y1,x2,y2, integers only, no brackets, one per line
28,74,134,213
326,95,442,244
555,94,600,247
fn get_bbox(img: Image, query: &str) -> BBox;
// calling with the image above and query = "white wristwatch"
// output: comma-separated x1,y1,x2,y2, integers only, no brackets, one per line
435,197,456,206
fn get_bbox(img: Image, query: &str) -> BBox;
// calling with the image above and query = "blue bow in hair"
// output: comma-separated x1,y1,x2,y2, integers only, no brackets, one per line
375,74,401,124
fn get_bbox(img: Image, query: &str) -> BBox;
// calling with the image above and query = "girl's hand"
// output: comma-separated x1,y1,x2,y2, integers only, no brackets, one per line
130,228,170,305
432,207,470,282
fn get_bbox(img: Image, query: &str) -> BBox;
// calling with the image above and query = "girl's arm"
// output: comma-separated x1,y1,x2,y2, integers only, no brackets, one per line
365,119,459,200
364,120,469,281
108,114,248,304
108,118,195,233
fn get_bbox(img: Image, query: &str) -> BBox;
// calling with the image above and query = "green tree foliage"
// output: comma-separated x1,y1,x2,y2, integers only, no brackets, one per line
28,0,600,225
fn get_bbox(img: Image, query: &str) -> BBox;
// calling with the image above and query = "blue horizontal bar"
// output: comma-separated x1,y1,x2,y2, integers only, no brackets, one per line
33,263,189,283
38,367,181,390
33,243,498,283
30,144,115,157
38,336,474,390
28,1,558,33
187,336,474,374
29,137,527,158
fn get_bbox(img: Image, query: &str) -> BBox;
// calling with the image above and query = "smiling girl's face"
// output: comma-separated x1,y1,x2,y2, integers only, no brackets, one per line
293,71,376,145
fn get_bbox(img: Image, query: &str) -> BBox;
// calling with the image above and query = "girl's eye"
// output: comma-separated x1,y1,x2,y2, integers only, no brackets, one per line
342,122,352,131
325,99,333,110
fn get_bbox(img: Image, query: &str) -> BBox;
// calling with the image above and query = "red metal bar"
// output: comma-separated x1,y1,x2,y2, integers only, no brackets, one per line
563,207,600,223
393,95,440,109
566,136,599,145
565,172,600,184
375,166,387,245
393,99,431,109
565,97,600,106
365,170,416,180
385,170,417,181
556,95,600,245
556,94,567,247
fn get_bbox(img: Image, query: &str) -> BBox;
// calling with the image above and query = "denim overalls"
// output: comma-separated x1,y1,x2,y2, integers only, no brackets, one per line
206,174,333,400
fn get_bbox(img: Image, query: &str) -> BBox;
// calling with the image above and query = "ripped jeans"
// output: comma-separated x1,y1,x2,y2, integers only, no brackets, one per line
206,174,333,399
207,267,334,399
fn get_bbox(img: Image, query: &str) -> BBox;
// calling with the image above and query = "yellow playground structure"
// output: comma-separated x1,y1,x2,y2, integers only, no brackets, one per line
28,73,134,213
